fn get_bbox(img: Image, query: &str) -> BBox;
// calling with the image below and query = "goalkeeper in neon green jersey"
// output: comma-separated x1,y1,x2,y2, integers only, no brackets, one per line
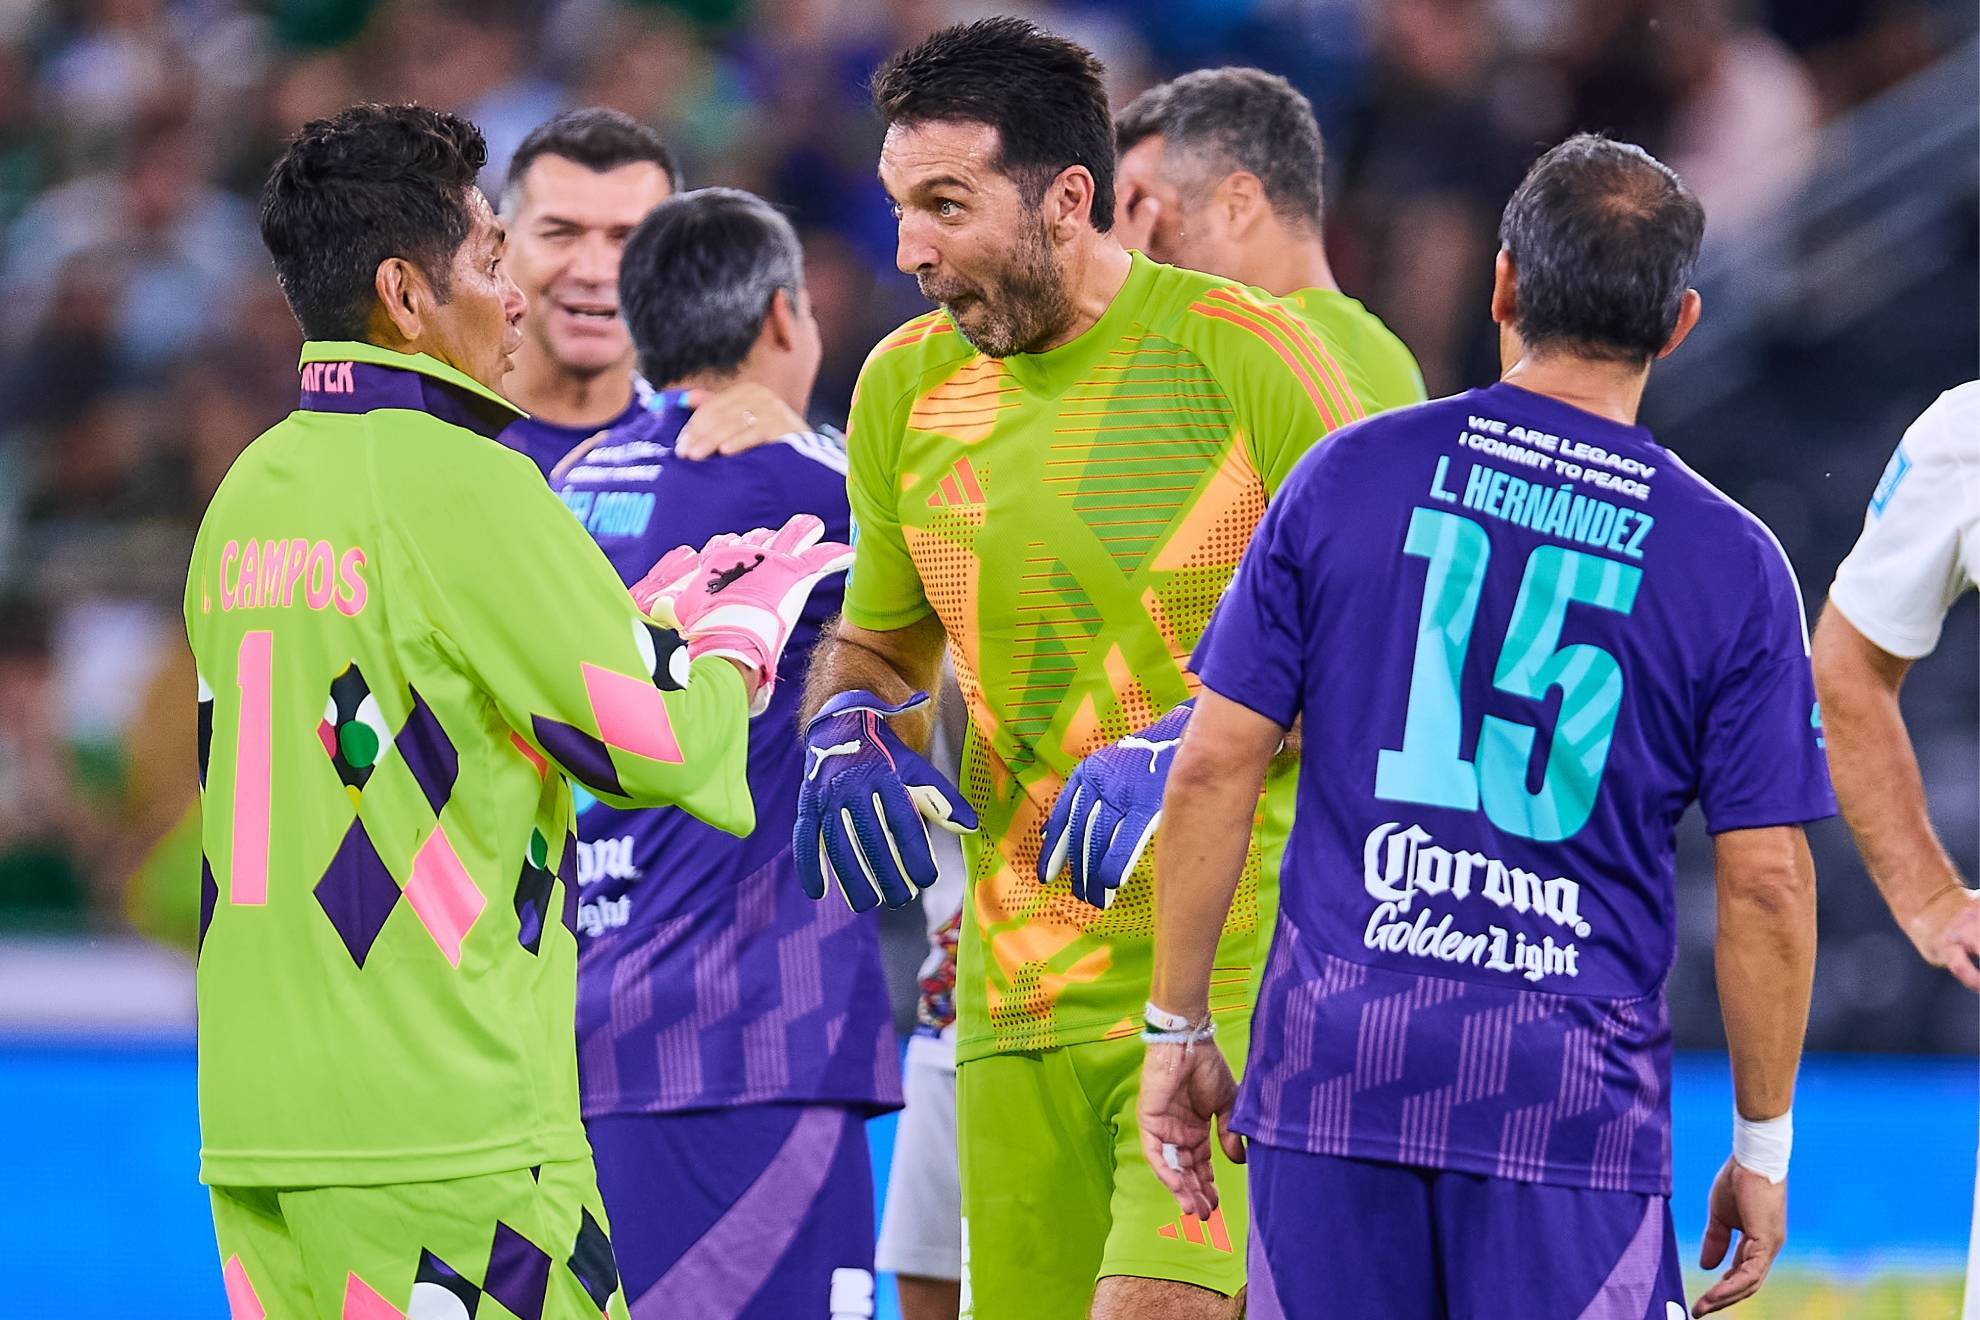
188,104,837,1320
795,20,1374,1320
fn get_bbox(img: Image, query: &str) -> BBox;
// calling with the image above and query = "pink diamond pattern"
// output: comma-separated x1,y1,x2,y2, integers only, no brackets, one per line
583,662,683,764
340,1272,409,1320
223,1255,264,1320
404,824,485,967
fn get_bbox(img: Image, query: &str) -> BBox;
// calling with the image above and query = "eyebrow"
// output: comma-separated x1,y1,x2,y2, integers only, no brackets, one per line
878,171,976,201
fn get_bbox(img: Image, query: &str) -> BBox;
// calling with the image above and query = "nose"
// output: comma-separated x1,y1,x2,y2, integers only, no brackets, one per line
895,213,939,277
502,268,527,323
569,231,617,290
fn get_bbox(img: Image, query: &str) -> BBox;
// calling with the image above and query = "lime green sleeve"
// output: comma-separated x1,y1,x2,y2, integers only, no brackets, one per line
1186,288,1375,497
841,360,935,632
390,428,755,834
1253,321,1372,496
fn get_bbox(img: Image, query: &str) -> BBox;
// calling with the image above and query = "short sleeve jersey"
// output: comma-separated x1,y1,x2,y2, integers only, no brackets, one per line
551,394,900,1117
1829,382,1980,657
186,343,752,1187
1194,382,1835,1194
842,252,1371,1059
1283,287,1427,415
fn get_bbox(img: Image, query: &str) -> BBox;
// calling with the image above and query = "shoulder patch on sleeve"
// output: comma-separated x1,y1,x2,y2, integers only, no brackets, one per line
1869,443,1911,517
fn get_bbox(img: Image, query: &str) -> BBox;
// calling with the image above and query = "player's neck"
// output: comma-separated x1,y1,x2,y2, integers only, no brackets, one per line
1249,234,1338,300
1500,352,1650,428
504,346,635,428
1034,239,1133,353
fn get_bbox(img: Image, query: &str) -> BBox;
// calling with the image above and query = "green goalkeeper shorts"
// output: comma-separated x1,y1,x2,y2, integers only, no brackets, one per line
209,1155,631,1319
957,1016,1251,1320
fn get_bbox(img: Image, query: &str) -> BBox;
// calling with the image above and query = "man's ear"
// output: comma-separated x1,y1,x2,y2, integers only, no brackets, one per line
1489,249,1518,327
763,287,799,353
372,256,429,343
1046,164,1098,242
1215,171,1269,236
1656,289,1702,360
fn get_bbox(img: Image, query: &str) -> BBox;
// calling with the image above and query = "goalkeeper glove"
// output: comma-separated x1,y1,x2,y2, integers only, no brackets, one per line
795,689,978,911
1039,699,1193,908
632,513,851,715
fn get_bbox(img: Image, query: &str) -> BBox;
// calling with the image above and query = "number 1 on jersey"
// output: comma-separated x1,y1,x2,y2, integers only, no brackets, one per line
231,629,273,905
1378,507,1641,842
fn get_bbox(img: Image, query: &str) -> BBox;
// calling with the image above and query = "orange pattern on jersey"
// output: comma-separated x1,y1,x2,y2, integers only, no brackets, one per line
907,357,1017,446
1221,289,1365,423
1095,644,1164,745
1188,288,1363,431
1150,437,1268,575
877,310,951,355
1140,587,1198,674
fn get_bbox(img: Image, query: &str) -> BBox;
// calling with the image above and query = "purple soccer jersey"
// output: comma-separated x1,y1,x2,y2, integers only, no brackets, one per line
553,392,901,1118
1194,382,1834,1196
501,390,647,478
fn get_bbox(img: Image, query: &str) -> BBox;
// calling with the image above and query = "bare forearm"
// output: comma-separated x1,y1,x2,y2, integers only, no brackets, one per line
1813,609,1964,933
1150,770,1256,1018
1714,827,1816,1120
799,614,943,748
1150,700,1279,1018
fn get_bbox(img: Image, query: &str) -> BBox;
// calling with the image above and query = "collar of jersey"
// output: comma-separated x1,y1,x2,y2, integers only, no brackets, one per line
1286,286,1364,319
999,249,1161,393
298,340,526,431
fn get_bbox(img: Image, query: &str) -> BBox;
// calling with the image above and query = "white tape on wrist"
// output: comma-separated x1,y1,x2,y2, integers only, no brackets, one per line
1732,1110,1792,1184
1142,1000,1215,1051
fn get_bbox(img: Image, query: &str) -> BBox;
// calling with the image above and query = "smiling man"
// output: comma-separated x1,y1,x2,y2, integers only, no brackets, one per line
497,109,679,474
793,18,1370,1319
498,108,808,476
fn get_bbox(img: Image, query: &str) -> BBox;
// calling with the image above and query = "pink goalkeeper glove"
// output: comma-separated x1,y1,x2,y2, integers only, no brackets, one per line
632,514,853,715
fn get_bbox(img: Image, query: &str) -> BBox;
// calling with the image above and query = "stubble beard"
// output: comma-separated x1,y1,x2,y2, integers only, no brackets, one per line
920,218,1072,359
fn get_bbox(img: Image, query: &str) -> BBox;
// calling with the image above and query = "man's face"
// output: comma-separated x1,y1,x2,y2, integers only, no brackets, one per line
505,155,674,378
1114,134,1239,276
427,187,526,391
879,119,1071,359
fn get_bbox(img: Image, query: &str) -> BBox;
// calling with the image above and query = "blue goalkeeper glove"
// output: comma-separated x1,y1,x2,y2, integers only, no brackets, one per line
1038,699,1194,908
795,689,979,912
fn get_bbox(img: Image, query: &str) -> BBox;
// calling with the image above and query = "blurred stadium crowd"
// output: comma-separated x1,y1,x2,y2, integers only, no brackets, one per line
1,0,1975,1054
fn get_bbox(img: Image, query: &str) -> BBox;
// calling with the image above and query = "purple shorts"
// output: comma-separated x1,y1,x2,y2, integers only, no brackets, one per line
588,1105,876,1320
1247,1144,1686,1320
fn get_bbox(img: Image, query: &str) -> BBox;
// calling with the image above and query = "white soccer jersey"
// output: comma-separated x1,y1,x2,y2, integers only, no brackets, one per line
1826,381,1980,1319
1829,383,1980,655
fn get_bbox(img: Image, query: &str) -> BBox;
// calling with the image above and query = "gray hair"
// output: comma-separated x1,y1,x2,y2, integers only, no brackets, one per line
618,187,805,386
1115,67,1326,229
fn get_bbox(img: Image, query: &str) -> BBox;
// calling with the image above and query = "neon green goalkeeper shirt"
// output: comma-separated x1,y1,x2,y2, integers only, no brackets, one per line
843,253,1374,1059
185,342,752,1187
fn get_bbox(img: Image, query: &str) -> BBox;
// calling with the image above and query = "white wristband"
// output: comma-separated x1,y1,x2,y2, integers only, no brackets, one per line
1732,1110,1792,1184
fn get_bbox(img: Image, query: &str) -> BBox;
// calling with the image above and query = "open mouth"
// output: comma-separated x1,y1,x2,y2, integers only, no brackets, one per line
559,301,618,323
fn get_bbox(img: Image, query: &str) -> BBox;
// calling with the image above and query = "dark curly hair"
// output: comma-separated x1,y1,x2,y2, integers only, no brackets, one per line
259,103,487,341
870,16,1115,232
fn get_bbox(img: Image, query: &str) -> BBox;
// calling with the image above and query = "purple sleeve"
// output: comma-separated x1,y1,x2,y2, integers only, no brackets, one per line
1191,481,1312,729
1697,538,1837,833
